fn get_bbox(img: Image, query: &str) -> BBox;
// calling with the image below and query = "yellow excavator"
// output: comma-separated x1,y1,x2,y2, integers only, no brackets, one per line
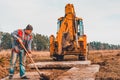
50,4,88,61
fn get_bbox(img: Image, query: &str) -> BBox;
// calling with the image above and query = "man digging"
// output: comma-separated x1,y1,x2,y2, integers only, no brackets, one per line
9,24,33,79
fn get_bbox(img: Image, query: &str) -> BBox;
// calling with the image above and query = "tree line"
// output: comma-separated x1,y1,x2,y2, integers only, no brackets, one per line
0,31,49,51
0,31,120,50
88,41,120,50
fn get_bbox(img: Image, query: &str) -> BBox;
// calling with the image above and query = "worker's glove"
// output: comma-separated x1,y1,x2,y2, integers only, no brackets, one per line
13,46,20,53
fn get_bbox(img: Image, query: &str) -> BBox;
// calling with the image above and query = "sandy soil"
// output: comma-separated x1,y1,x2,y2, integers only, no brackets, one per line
0,50,120,79
89,50,120,80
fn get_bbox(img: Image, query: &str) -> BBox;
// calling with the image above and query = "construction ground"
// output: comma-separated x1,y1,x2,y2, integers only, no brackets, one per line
0,50,120,80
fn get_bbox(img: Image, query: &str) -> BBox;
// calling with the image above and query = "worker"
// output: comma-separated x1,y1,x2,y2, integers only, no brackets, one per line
9,24,33,79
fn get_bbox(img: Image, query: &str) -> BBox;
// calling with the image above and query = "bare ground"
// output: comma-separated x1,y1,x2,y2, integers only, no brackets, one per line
89,50,120,80
0,50,120,80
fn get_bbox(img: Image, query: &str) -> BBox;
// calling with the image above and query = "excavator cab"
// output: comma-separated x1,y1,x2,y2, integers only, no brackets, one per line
50,4,87,61
57,19,61,32
57,17,64,32
78,19,84,36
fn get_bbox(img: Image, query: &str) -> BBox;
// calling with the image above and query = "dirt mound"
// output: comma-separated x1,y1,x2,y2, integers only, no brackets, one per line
1,50,120,79
0,51,10,79
89,50,120,79
0,50,52,79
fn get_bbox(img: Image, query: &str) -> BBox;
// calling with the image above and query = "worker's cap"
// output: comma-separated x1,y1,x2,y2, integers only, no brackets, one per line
26,24,33,30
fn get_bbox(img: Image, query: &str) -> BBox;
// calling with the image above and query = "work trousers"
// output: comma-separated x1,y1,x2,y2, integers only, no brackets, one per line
9,49,26,77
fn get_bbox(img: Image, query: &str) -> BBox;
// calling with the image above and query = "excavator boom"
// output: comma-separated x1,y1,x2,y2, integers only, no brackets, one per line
50,4,87,61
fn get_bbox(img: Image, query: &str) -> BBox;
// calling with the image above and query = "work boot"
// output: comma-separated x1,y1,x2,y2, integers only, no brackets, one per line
9,75,13,79
21,76,29,79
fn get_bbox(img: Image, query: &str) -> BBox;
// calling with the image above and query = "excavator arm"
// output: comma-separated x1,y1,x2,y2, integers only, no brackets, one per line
50,4,87,61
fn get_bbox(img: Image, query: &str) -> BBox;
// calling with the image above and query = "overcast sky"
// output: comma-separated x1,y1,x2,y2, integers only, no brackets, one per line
0,0,120,44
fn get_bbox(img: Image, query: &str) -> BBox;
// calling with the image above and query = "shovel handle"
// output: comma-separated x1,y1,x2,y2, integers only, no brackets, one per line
18,40,42,77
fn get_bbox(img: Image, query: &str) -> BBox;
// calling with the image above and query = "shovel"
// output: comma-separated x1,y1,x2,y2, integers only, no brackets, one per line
18,39,49,80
